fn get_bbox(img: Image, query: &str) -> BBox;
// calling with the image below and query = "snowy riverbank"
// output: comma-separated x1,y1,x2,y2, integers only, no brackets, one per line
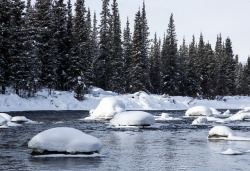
0,88,249,112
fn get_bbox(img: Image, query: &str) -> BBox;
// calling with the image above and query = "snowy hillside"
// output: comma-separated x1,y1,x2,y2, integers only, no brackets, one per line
0,88,250,112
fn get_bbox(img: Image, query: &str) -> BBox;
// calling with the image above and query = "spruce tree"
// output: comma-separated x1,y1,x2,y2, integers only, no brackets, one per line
109,0,125,93
186,36,199,97
0,0,13,94
161,14,179,95
97,0,111,90
123,18,132,92
149,33,162,94
129,10,148,92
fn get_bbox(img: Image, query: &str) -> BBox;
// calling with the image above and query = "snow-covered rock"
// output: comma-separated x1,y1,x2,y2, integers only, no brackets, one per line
155,113,182,121
208,126,235,139
11,116,32,123
191,117,208,125
228,112,250,121
210,107,221,115
0,113,12,122
220,148,243,155
89,97,125,119
110,111,155,127
185,106,212,117
0,115,8,126
28,127,102,155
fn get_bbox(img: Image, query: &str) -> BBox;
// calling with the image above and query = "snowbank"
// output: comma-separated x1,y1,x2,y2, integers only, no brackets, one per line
110,111,155,127
228,112,250,121
1,88,250,111
220,149,243,155
0,113,12,122
89,97,125,119
11,116,33,123
209,108,221,115
208,126,250,141
191,117,208,125
155,113,182,121
208,126,235,139
0,115,7,126
185,106,212,117
28,127,102,155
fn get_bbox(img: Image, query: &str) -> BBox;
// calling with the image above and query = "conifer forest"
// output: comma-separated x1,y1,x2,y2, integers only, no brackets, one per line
0,0,249,100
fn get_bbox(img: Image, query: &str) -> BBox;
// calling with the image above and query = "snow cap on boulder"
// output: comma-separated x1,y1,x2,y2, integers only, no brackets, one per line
208,126,235,139
28,127,102,155
185,106,212,117
0,115,8,126
110,111,155,127
0,113,12,122
90,97,125,119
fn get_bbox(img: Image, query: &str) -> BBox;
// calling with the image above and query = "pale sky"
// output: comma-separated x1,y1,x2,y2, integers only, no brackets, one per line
82,0,250,63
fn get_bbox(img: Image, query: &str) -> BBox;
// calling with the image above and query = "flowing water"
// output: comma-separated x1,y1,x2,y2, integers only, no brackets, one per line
1,110,250,171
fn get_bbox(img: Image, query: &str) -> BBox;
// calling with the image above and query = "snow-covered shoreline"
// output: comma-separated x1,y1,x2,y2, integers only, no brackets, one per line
0,88,249,112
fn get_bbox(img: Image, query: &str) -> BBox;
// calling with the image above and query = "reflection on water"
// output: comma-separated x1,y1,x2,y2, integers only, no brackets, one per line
1,110,250,170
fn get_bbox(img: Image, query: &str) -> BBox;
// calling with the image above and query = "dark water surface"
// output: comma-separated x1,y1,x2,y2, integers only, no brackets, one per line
1,110,250,171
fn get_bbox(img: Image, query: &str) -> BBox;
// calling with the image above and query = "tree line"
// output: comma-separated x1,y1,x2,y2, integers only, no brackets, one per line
0,0,249,100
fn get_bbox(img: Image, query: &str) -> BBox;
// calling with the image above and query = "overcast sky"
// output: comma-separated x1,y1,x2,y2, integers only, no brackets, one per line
81,0,250,63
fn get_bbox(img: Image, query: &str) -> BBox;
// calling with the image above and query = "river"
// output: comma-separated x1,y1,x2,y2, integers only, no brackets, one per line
1,110,250,171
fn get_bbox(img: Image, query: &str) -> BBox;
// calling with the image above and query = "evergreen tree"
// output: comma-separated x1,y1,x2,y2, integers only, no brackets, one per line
8,0,26,96
129,10,148,92
97,0,111,90
51,0,68,91
109,0,125,93
186,36,199,97
23,0,41,96
149,33,162,94
91,12,100,87
161,14,179,95
0,0,13,94
224,37,236,95
123,18,132,92
35,0,56,95
178,38,189,95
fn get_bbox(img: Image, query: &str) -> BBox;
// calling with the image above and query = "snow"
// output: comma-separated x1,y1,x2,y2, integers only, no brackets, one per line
11,116,32,123
0,115,8,126
110,111,155,127
28,127,102,155
155,113,182,121
228,112,250,121
191,117,208,125
210,107,221,115
0,113,12,122
88,97,125,120
208,126,235,139
32,153,105,158
185,106,212,117
208,126,250,141
220,149,243,155
1,88,250,111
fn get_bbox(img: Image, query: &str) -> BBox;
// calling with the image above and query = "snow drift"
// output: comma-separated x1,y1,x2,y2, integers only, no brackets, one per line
185,106,212,117
28,127,102,155
110,111,155,127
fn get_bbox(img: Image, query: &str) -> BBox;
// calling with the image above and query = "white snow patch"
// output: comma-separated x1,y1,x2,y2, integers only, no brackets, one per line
28,127,102,154
191,117,208,125
0,113,12,122
220,148,243,155
155,113,182,121
89,97,125,120
210,108,221,115
0,115,8,126
208,126,235,139
11,116,33,123
185,106,212,117
110,111,155,127
227,112,250,121
208,126,250,141
32,153,105,158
